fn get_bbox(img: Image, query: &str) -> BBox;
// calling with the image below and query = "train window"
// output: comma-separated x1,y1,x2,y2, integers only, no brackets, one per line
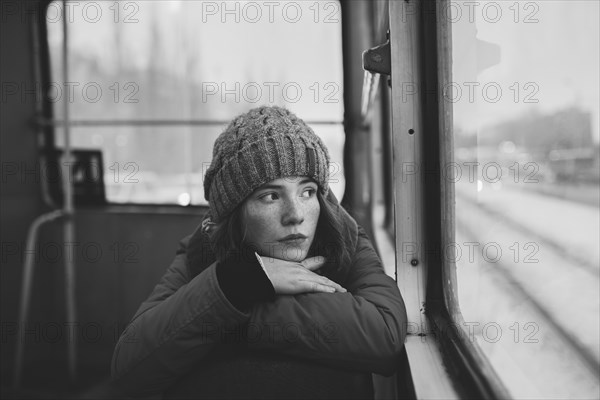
451,1,599,398
46,0,344,205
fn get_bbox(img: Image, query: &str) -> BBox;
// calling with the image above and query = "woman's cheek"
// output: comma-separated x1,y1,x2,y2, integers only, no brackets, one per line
308,199,320,229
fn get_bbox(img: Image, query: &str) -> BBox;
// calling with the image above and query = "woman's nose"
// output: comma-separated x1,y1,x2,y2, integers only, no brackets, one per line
281,198,304,225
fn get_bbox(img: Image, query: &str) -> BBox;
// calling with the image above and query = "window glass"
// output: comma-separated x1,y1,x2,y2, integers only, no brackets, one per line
451,1,599,398
47,0,345,204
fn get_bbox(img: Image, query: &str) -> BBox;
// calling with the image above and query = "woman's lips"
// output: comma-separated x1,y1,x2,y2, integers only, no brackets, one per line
278,237,307,245
278,234,307,245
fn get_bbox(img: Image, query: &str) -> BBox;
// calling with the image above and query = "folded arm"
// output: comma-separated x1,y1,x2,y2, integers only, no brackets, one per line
247,228,407,376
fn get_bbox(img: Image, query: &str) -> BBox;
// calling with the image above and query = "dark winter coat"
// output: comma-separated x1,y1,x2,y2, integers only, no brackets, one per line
111,196,407,398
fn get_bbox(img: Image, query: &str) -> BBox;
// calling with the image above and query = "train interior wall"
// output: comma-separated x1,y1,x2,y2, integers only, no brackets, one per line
1,4,206,393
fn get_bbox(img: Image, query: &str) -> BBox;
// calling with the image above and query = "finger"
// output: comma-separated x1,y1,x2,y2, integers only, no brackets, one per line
301,256,327,271
300,270,347,293
299,277,347,293
300,281,336,294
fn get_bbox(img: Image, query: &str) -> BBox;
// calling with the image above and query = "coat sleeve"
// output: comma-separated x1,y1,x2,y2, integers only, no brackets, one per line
111,237,251,397
247,227,407,376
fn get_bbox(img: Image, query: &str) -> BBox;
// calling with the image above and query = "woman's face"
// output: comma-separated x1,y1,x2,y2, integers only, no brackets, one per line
242,176,320,262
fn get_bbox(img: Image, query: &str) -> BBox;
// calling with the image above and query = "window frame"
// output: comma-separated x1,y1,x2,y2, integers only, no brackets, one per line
388,0,511,398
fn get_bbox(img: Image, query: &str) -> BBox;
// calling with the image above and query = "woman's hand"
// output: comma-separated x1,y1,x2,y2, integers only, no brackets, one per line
258,255,347,295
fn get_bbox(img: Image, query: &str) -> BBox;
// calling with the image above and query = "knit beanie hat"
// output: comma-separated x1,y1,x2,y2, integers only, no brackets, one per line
204,106,330,222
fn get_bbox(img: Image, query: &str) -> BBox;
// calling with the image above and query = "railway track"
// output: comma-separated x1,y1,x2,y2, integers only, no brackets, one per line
456,183,599,278
456,219,600,376
453,186,599,397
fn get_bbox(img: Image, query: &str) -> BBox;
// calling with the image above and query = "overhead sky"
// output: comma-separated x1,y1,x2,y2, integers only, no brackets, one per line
452,0,599,142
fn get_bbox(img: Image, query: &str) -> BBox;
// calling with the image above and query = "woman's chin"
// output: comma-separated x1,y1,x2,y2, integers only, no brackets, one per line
273,244,309,262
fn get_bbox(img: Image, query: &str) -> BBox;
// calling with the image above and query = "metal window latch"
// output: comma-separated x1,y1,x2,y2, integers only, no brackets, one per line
362,36,391,76
360,32,391,122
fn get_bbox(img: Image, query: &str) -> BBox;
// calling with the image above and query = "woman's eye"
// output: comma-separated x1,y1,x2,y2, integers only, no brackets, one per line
301,188,317,198
259,192,279,202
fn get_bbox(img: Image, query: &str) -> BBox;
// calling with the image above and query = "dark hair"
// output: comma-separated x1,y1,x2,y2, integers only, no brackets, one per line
208,190,354,282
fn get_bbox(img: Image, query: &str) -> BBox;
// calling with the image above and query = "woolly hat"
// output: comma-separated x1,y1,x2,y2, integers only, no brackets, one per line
204,106,330,222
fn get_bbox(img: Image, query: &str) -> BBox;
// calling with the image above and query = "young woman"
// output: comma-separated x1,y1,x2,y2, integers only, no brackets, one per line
111,106,407,399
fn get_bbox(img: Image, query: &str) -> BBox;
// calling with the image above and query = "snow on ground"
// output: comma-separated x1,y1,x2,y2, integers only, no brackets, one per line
453,180,599,399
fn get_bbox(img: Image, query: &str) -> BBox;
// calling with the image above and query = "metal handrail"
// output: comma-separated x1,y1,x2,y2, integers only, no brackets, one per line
14,211,66,388
14,0,78,389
